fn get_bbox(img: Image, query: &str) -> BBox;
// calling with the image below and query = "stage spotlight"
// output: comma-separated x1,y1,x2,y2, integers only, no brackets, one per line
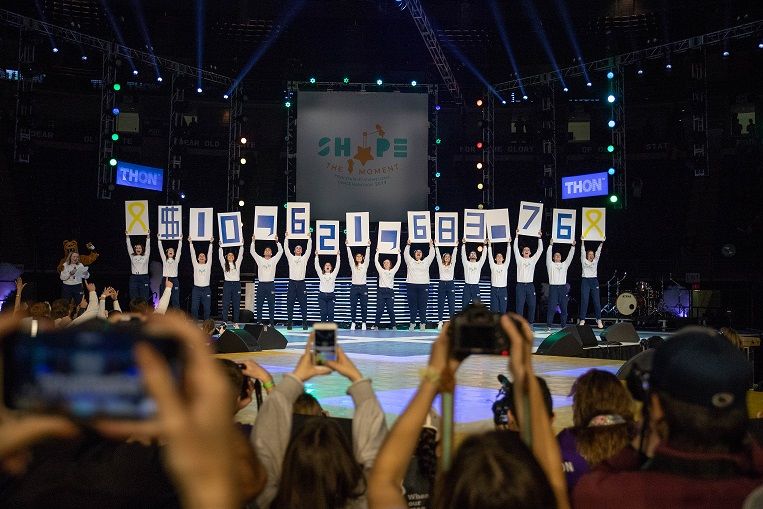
309,77,316,84
586,82,592,87
223,94,229,99
607,144,615,153
109,158,117,166
607,95,615,103
52,47,59,53
522,95,528,100
111,133,120,141
637,69,644,75
240,137,247,144
476,142,483,149
112,108,120,116
608,120,616,128
563,87,569,92
665,64,672,70
157,76,163,82
343,76,350,84
132,69,139,76
238,200,245,207
411,80,417,86
180,192,186,199
113,83,121,91
435,138,442,145
722,50,730,58
81,55,88,61
477,183,484,190
607,71,614,79
285,101,291,108
376,79,383,85
501,100,507,105
476,162,483,170
240,157,247,164
759,42,763,49
434,205,440,211
476,99,483,107
608,167,615,175
477,245,483,252
435,171,441,178
609,195,619,203
435,104,441,111
197,87,203,93
477,203,484,209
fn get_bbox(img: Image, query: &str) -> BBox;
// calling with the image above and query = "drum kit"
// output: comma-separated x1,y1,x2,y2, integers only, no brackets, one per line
602,271,690,319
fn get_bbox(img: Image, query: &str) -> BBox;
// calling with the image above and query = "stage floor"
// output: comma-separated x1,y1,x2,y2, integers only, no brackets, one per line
222,326,661,433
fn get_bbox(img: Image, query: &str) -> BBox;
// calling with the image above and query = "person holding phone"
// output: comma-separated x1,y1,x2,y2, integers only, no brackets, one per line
189,238,214,320
59,251,89,303
404,240,436,331
435,245,458,329
126,231,151,301
347,240,372,330
250,235,283,326
158,236,182,309
374,250,401,330
285,233,312,330
513,230,543,324
219,242,244,323
314,252,341,323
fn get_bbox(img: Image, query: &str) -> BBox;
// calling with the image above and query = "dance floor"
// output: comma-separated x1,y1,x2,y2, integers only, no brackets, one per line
220,326,667,433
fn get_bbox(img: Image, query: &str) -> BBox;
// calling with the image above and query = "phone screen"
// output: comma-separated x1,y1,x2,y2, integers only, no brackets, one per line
2,329,182,420
314,328,336,363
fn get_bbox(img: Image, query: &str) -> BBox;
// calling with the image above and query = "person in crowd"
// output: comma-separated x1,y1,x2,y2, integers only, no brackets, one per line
487,239,511,313
513,231,543,324
720,326,743,349
189,238,214,320
435,245,458,329
158,235,182,308
461,239,487,309
348,240,372,330
250,235,283,326
573,327,761,508
579,240,604,329
285,233,312,330
59,251,89,303
126,231,151,301
404,240,436,331
251,335,387,509
368,315,569,509
373,250,401,330
315,252,341,323
546,240,575,330
219,242,244,323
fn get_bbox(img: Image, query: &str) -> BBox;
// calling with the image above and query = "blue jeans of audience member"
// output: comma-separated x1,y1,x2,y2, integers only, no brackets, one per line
580,277,601,321
515,282,536,324
437,280,456,322
221,281,241,322
191,285,211,320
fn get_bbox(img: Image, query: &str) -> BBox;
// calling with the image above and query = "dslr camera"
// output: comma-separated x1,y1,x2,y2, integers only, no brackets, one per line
448,302,510,358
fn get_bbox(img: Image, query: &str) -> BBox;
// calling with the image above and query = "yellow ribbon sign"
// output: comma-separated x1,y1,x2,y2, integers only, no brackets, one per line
126,201,148,233
582,208,604,239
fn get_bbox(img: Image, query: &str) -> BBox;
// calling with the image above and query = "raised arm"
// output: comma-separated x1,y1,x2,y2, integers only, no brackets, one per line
363,245,371,270
189,241,198,268
403,244,412,264
314,254,321,277
284,238,293,262
68,284,100,326
155,280,173,315
531,238,543,262
175,239,182,263
580,241,586,263
305,237,313,258
158,239,167,263
460,243,468,266
392,253,402,273
346,245,353,267
563,243,575,268
272,241,284,264
332,252,341,275
423,243,435,265
125,234,133,256
144,235,151,258
487,244,495,268
594,242,603,262
237,245,244,264
218,246,226,269
206,241,213,263
374,252,383,273
513,236,521,262
546,243,553,268
250,240,262,263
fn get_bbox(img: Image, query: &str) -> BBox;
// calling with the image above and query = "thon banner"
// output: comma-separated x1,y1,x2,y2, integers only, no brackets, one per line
116,161,164,192
561,171,608,199
296,91,429,221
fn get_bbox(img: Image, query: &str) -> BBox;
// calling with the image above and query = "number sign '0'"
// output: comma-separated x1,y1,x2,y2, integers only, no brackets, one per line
346,212,370,246
218,212,243,247
315,220,340,254
517,201,543,236
407,211,431,243
158,205,183,240
377,221,402,254
485,208,511,242
125,200,150,235
189,208,214,241
254,206,278,241
581,207,606,241
434,212,458,246
286,202,310,239
551,209,577,244
463,209,486,242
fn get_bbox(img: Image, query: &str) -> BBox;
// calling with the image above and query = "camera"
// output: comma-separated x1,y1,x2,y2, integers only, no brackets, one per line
448,302,510,358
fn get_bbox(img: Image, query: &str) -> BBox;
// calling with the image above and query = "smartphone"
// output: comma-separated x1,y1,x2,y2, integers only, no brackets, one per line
313,323,337,364
2,325,183,420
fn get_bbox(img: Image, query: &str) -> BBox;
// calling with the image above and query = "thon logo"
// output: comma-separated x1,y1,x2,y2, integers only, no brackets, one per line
561,172,608,199
318,123,407,170
116,161,164,192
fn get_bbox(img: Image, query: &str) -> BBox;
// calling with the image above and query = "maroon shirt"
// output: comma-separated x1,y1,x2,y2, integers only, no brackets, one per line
573,443,763,509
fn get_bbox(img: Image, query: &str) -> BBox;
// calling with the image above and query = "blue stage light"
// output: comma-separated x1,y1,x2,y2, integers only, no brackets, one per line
607,95,615,103
411,80,417,86
608,120,615,128
112,108,120,115
376,79,383,85
434,205,440,211
606,71,614,79
608,167,615,175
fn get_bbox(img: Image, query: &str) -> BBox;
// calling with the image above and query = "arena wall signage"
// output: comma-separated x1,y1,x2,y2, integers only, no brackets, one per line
561,171,609,199
115,161,164,192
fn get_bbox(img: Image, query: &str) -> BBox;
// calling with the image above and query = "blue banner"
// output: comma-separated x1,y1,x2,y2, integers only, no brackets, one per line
115,161,164,192
561,172,608,199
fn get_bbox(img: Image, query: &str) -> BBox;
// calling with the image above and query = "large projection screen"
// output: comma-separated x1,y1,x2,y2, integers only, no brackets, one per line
296,91,429,221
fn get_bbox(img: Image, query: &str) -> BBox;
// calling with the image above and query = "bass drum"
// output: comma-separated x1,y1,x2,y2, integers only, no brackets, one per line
616,292,644,316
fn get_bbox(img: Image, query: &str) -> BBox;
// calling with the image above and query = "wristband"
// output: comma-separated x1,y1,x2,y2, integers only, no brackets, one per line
262,380,275,390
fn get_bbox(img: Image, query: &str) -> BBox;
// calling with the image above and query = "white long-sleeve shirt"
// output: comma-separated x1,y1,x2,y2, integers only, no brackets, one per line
436,246,458,281
60,262,89,286
546,244,575,285
403,245,435,284
68,290,99,326
581,242,603,278
158,240,182,278
189,242,213,287
126,236,150,275
513,237,543,283
375,253,401,289
488,245,510,288
314,254,340,293
250,242,283,283
219,245,244,282
461,244,487,285
284,238,312,281
348,245,371,285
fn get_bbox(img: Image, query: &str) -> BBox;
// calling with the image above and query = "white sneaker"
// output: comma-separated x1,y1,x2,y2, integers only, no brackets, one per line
361,323,367,330
579,320,586,326
371,325,378,330
409,323,416,331
350,323,356,330
597,320,604,329
420,323,426,331
437,321,443,329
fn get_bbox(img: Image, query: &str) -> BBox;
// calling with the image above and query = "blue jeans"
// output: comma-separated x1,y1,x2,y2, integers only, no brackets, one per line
167,276,180,308
437,280,455,321
61,283,83,303
462,283,481,309
129,274,150,301
256,281,275,325
547,284,569,326
580,277,601,320
406,283,428,325
350,284,368,323
318,292,335,322
287,280,307,324
515,282,536,324
191,285,211,320
221,281,241,322
375,287,396,328
491,286,508,314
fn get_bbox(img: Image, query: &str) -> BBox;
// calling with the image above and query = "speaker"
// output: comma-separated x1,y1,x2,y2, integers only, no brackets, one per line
216,328,261,353
536,330,584,357
238,309,254,323
601,322,639,344
243,324,288,350
573,325,598,347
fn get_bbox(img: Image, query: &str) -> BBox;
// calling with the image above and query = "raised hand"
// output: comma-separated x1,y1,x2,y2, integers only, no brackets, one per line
323,346,362,383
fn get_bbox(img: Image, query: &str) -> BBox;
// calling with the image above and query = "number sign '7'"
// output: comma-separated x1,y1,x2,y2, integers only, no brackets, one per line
517,201,544,236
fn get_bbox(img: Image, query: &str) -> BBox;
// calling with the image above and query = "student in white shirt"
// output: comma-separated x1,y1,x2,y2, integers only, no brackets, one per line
250,235,284,326
404,240,436,330
284,233,312,330
374,250,401,329
126,231,151,301
314,252,341,322
461,240,487,309
158,236,182,309
219,242,245,322
347,240,371,330
546,240,575,329
189,238,214,320
59,251,89,303
435,245,458,328
513,230,543,324
487,240,511,313
579,240,605,328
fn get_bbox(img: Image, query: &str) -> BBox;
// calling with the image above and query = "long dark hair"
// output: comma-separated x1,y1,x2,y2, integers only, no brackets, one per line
270,417,366,509
224,252,236,272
